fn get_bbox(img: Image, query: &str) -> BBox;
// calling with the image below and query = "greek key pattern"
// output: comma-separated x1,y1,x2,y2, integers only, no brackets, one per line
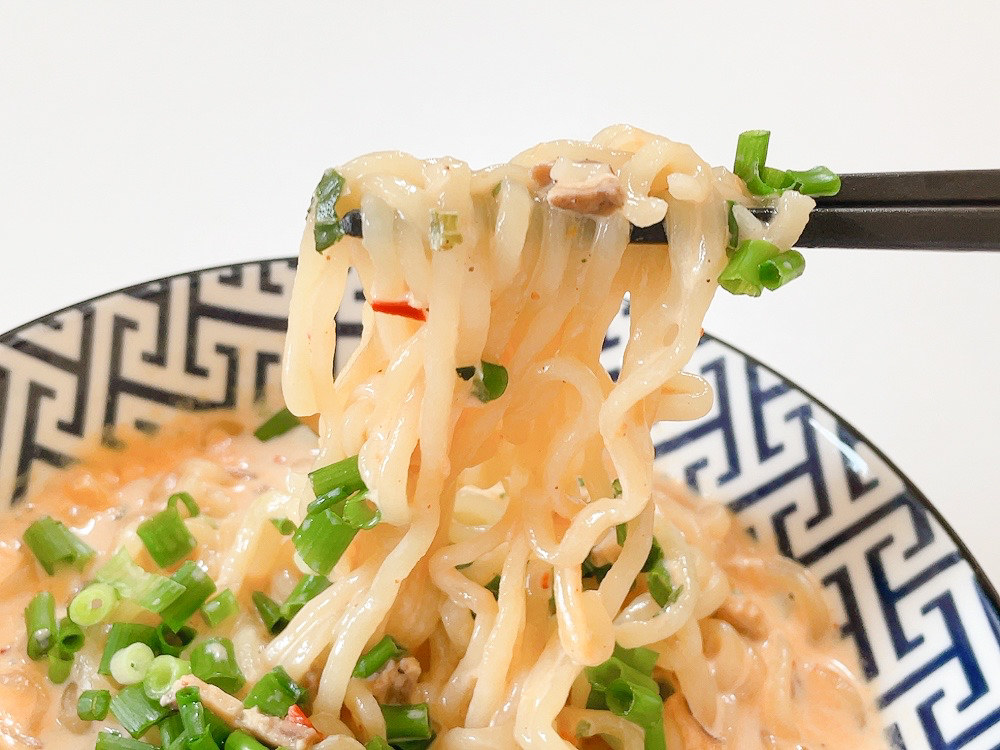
1,261,997,749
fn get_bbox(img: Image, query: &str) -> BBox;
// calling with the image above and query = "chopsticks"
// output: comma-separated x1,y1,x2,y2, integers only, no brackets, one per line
338,169,1000,251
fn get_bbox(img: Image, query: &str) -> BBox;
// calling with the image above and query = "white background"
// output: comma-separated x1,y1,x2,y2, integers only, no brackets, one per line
1,2,998,574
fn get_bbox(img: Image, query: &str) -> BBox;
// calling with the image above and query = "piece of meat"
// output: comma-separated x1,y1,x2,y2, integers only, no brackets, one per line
367,656,421,705
544,159,625,216
162,675,322,750
714,594,768,640
531,162,553,186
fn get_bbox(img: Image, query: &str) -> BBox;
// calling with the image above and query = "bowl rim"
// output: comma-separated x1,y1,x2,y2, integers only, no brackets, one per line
4,255,998,619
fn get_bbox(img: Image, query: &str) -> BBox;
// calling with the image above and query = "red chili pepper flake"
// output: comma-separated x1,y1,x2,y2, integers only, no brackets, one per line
371,299,427,321
286,704,315,730
540,572,551,590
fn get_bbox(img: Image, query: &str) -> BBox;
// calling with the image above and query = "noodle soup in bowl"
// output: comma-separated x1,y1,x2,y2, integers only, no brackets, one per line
0,259,997,750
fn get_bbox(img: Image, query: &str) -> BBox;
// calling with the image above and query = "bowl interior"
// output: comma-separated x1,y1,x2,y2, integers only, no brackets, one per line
2,258,999,749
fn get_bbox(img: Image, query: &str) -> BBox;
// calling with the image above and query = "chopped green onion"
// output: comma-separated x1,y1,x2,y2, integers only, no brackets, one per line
78,688,112,721
490,181,502,198
201,589,239,627
647,561,681,608
99,623,158,675
381,703,432,743
110,642,156,685
291,509,359,576
611,479,623,498
312,168,346,252
110,683,173,738
95,549,185,613
353,635,405,678
309,455,365,500
429,209,462,251
718,239,782,297
252,591,288,634
143,654,191,701
612,644,659,676
167,492,200,518
269,518,296,536
243,667,306,717
581,556,611,583
615,523,627,546
472,361,508,403
190,638,245,694
586,644,660,713
95,731,159,750
484,575,501,600
281,576,331,621
605,678,666,750
137,506,197,568
455,365,476,381
56,617,85,654
176,686,229,746
726,200,739,254
69,582,119,626
642,539,664,574
154,623,197,657
786,166,842,197
158,713,186,748
159,562,217,631
759,249,806,290
392,738,436,750
22,516,94,575
48,647,74,683
254,408,301,441
224,731,269,750
342,494,381,530
24,591,57,660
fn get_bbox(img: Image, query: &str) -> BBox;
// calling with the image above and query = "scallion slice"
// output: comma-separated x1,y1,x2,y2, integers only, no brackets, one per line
56,617,85,654
291,509,359,576
22,516,94,575
313,168,346,252
270,518,296,536
110,642,156,685
718,239,782,297
243,667,307,717
786,166,842,197
190,638,245,694
48,648,74,683
137,506,197,568
280,575,330,622
733,129,840,198
353,635,405,679
605,678,666,750
759,249,806,290
143,654,191,701
95,731,159,750
99,623,158,675
364,738,392,750
484,575,501,600
647,561,681,608
158,561,217,631
69,582,119,626
342,494,381,530
95,549,185,613
24,591,57,660
224,731,269,750
167,492,200,518
201,589,239,627
429,209,462,251
109,683,173,738
472,361,508,403
252,591,288,634
381,703,433,743
158,713,186,748
154,623,197,658
309,455,366,500
78,688,112,721
253,407,301,441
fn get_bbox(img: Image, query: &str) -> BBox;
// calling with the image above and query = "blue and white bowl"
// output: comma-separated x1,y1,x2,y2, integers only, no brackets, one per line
1,258,997,750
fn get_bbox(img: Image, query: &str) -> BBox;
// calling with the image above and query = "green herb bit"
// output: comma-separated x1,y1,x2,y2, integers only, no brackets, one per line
270,518,296,536
137,506,197,568
99,623,158,675
254,407,301,441
472,361,508,403
726,200,740,255
78,688,112,721
292,508,359,576
353,635,405,679
252,591,288,634
786,166,842,197
611,479,623,499
24,591,57,660
342,494,381,530
167,492,200,518
733,129,840,198
225,731,269,750
110,683,173,738
159,561,217,631
429,209,462,251
308,454,366,499
22,516,94,575
69,582,119,626
759,249,806,290
110,642,156,686
144,654,192,701
190,637,245,694
605,678,667,750
381,703,433,743
154,623,197,658
647,561,682,608
95,731,159,750
201,589,239,627
243,667,307,717
718,238,782,297
56,617,85,654
281,575,331,622
581,556,612,583
484,574,501,600
48,648,74,684
313,168,346,252
95,549,185,613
